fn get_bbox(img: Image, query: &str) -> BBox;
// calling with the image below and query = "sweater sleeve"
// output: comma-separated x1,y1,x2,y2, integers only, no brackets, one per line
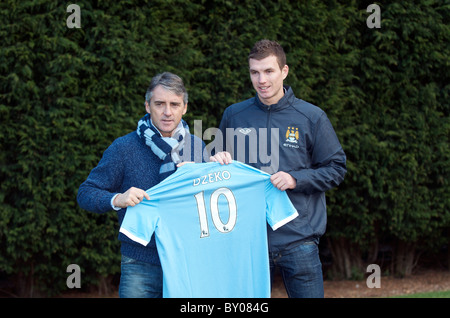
288,112,347,195
77,140,124,214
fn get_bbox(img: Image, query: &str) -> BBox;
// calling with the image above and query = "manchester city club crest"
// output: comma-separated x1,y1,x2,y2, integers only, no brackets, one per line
283,127,300,148
285,127,299,143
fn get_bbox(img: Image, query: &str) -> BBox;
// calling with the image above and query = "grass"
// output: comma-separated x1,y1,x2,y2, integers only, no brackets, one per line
392,290,450,298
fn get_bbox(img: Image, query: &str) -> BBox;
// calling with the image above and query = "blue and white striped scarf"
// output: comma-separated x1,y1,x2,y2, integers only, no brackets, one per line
137,113,190,180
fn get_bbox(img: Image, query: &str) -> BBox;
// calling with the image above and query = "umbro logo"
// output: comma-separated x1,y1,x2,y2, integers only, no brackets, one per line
239,128,252,135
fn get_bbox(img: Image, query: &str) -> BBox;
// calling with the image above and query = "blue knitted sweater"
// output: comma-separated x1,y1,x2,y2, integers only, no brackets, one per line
77,131,205,264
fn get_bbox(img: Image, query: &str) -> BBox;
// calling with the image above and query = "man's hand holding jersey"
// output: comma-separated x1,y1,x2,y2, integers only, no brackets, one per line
209,151,233,165
209,151,296,191
113,187,150,208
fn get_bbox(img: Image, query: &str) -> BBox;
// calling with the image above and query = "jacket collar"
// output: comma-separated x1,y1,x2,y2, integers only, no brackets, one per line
255,85,295,112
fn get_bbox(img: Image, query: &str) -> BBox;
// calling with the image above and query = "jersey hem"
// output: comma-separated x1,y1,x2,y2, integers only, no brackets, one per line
271,211,299,231
119,228,149,246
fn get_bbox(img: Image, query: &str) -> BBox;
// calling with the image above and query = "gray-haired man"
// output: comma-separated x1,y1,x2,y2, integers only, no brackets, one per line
77,72,205,297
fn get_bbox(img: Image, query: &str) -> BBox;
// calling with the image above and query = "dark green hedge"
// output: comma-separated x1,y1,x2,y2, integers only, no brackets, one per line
1,0,448,295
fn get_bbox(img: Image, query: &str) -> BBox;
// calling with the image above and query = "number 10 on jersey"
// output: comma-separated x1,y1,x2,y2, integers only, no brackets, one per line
194,187,237,238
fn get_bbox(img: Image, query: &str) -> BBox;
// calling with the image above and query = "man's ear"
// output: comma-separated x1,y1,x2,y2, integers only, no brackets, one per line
145,101,151,114
282,64,289,80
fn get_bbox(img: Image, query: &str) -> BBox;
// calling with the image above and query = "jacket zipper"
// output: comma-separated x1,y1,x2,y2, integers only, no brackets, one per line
266,105,272,157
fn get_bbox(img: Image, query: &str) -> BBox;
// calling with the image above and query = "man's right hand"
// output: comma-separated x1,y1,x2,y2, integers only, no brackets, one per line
113,187,150,208
210,151,232,165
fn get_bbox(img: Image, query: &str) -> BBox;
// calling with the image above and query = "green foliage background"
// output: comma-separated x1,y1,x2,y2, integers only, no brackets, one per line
0,0,448,295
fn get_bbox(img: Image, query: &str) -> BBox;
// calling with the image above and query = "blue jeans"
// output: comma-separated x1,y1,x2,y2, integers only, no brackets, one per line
118,255,163,298
269,241,324,298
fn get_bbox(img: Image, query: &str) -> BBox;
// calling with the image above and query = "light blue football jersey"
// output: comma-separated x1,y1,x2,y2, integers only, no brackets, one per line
119,161,298,298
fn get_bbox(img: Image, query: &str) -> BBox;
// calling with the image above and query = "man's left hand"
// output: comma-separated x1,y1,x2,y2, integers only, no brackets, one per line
270,171,296,191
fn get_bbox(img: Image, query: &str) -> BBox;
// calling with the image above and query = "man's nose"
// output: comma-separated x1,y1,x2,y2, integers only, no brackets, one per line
163,105,172,116
258,73,267,84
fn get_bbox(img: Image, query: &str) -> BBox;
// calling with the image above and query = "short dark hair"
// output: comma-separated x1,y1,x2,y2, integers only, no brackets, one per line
248,39,286,70
145,72,188,105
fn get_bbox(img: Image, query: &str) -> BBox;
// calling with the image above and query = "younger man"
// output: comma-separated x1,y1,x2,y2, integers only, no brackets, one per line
213,40,347,297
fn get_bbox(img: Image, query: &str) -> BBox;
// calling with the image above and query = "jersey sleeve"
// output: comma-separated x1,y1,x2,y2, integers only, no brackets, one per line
119,198,159,246
264,181,299,230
